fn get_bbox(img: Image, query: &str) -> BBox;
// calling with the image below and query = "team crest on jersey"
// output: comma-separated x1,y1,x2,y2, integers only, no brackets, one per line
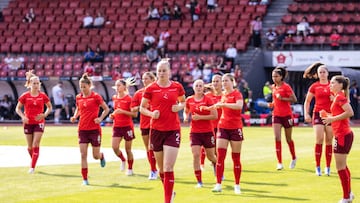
163,93,168,99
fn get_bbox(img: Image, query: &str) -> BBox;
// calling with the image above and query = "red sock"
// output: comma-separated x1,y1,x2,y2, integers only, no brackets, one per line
27,148,33,158
232,152,241,185
31,147,39,168
275,141,282,163
164,171,174,203
159,172,164,184
128,159,133,170
315,144,322,167
216,148,227,184
148,150,157,171
194,170,202,183
81,168,88,180
200,147,206,166
338,169,350,199
287,140,296,160
117,151,126,162
325,145,332,167
345,166,351,192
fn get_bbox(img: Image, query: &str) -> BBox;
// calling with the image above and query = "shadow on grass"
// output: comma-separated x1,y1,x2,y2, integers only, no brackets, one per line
89,183,152,190
37,171,80,178
241,193,309,201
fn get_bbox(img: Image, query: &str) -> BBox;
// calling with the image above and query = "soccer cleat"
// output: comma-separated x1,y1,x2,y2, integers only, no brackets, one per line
315,166,322,176
338,198,351,203
148,170,158,180
120,161,126,171
234,184,241,194
126,169,134,176
28,168,35,174
82,180,89,186
100,156,106,168
276,163,284,170
170,191,176,203
350,192,355,202
195,182,203,188
324,167,330,176
289,159,297,169
212,183,222,192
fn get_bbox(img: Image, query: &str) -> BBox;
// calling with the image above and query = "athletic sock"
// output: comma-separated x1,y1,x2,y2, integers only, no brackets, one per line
275,141,282,163
164,171,174,203
287,140,296,160
338,169,350,199
216,148,227,184
128,159,133,170
117,151,126,162
325,145,332,167
159,172,164,184
200,147,206,166
232,152,241,185
194,170,202,183
315,144,322,167
31,147,39,168
148,150,157,171
345,166,351,192
81,168,88,180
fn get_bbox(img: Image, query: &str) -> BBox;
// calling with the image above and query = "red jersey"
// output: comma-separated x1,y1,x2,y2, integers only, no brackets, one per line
309,81,331,112
331,92,351,146
218,89,243,129
18,92,50,124
205,92,222,128
112,94,133,127
186,95,214,133
131,88,151,129
76,91,103,131
272,83,294,117
143,81,185,131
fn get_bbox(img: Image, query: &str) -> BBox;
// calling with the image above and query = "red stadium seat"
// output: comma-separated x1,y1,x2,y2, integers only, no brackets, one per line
44,43,55,52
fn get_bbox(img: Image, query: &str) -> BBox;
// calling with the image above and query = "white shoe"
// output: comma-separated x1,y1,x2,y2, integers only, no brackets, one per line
28,168,35,174
338,198,351,203
120,161,126,171
195,182,203,188
315,166,321,176
234,184,241,194
148,170,158,180
170,191,176,203
350,192,355,201
324,167,330,176
289,159,297,169
126,169,133,176
212,183,222,192
276,163,284,170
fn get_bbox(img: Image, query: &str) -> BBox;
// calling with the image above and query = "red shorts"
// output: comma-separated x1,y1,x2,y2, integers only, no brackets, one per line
140,128,150,136
190,132,215,148
113,126,135,141
312,112,324,125
24,123,45,134
78,129,102,147
217,128,244,141
334,132,353,154
150,129,181,152
273,115,293,128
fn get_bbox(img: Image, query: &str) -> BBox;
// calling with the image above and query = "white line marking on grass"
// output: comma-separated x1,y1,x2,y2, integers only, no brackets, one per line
0,146,146,167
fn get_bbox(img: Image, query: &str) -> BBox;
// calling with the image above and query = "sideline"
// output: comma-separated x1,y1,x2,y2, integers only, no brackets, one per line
0,146,146,167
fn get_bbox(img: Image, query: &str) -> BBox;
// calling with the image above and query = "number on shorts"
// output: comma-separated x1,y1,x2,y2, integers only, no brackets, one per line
175,133,180,145
39,123,44,130
288,119,293,126
127,130,133,138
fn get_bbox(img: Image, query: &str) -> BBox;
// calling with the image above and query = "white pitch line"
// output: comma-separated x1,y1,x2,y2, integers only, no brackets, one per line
0,146,147,168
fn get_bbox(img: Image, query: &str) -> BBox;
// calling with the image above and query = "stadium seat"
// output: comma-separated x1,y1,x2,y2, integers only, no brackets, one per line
44,43,55,52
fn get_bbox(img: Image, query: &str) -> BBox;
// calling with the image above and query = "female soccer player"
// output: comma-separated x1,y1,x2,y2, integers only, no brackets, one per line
131,72,158,180
109,78,137,176
303,62,334,176
270,67,297,170
140,59,185,203
184,79,217,188
15,70,52,174
210,73,244,194
322,76,354,203
70,73,109,185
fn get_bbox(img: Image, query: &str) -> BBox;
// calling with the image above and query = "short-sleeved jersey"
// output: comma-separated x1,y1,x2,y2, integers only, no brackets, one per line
143,81,185,131
131,88,151,129
205,92,222,128
309,81,331,112
18,92,50,124
76,91,103,131
186,95,214,133
331,92,352,145
272,82,294,117
218,89,243,129
112,94,133,127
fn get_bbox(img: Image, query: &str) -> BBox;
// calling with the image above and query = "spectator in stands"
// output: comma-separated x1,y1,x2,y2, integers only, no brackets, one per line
196,57,205,71
215,55,229,74
234,65,243,85
186,0,201,22
263,81,272,102
260,0,269,5
93,45,104,62
102,64,111,77
173,3,183,20
0,9,4,22
52,81,67,124
350,80,359,119
191,65,202,80
296,16,313,37
4,54,24,70
22,8,35,23
84,62,95,76
248,0,259,5
224,43,237,70
146,46,160,68
83,12,93,28
239,81,253,113
146,3,160,20
93,12,105,28
143,31,156,52
122,67,132,79
266,28,277,50
157,29,171,58
202,64,213,83
84,46,95,63
275,28,287,49
207,0,217,12
0,94,12,120
160,3,171,20
250,16,263,49
330,29,341,50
